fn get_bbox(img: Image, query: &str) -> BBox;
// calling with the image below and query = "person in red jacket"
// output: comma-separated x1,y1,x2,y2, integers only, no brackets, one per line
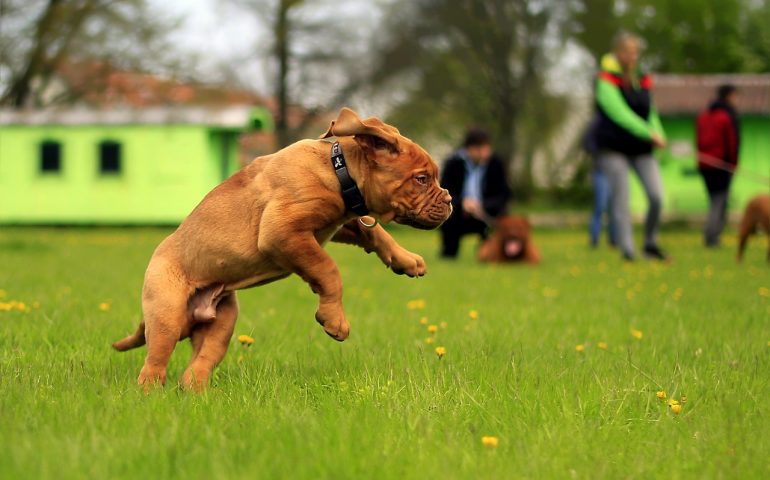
696,84,740,247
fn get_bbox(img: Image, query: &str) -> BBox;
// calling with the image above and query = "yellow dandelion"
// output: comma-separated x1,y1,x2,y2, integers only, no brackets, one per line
238,334,255,346
668,399,679,407
481,436,499,448
597,341,608,350
419,316,429,325
468,310,479,320
98,302,110,312
427,324,438,334
435,346,446,358
440,321,448,329
541,287,558,298
758,287,770,298
424,337,435,345
575,344,585,353
670,403,682,414
631,329,643,340
407,299,426,310
656,390,667,400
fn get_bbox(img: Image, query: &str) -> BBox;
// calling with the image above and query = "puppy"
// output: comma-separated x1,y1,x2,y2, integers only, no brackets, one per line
737,194,770,263
477,215,540,264
112,108,452,389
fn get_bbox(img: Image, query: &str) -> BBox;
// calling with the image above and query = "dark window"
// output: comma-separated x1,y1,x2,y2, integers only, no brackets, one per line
99,141,121,175
40,141,62,173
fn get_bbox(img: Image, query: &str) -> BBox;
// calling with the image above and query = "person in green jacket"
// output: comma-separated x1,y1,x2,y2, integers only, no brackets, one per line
594,31,669,261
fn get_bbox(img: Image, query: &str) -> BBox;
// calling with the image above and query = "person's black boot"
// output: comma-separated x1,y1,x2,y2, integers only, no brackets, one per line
643,244,670,261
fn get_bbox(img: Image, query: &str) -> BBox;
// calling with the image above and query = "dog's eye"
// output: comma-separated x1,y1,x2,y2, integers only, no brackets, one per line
414,175,428,185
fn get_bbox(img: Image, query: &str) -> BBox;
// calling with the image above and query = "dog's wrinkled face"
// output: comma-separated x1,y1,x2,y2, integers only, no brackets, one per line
497,216,531,259
357,136,451,229
320,108,452,229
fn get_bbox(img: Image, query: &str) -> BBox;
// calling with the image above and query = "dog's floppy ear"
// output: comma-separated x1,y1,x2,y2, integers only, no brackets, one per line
319,107,400,152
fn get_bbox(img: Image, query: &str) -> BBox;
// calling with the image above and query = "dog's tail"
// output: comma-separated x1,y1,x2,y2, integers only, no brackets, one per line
112,321,146,351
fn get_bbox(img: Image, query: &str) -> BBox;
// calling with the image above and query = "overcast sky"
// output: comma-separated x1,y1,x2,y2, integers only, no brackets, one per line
151,0,270,92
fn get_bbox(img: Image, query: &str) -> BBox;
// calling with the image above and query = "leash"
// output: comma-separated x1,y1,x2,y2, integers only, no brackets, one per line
674,149,770,185
330,141,378,228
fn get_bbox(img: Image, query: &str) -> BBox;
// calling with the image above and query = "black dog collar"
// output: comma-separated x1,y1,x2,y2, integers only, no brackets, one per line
330,141,369,216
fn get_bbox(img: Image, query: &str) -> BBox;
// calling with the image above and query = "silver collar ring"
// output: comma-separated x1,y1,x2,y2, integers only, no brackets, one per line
358,216,378,228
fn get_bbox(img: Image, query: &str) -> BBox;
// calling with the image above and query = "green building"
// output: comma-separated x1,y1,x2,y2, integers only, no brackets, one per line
630,74,770,215
0,106,271,224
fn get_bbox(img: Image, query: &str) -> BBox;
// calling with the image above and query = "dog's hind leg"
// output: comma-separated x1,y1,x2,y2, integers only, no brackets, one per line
181,292,238,390
137,268,191,390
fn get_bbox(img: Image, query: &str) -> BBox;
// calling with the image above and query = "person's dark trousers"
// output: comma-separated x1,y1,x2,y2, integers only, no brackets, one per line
440,214,489,258
589,167,616,247
700,168,733,247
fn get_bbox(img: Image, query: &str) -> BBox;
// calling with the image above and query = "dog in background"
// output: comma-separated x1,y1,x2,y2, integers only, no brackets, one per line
112,108,452,390
737,194,770,263
477,215,540,264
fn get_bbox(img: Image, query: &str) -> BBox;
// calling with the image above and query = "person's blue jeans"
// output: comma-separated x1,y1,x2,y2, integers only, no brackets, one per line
589,168,616,246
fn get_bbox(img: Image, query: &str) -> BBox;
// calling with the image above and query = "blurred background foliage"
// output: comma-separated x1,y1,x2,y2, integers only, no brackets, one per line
2,0,769,200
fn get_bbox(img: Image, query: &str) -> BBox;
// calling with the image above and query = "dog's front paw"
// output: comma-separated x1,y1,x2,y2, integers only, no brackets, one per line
388,246,426,278
315,303,350,341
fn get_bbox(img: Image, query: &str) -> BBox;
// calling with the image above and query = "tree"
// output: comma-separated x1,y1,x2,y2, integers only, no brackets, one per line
230,0,376,147
570,0,770,73
362,0,573,196
0,0,185,108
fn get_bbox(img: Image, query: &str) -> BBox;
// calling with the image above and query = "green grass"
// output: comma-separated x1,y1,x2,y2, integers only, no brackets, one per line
1,226,769,479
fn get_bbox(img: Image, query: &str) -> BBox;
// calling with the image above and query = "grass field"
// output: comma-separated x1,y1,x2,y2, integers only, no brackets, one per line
1,226,769,479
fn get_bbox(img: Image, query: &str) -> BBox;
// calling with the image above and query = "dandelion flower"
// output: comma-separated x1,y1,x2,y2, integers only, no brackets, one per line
427,324,438,334
440,321,448,329
481,436,499,448
435,346,446,358
575,344,585,353
631,329,643,340
758,287,770,298
667,399,679,407
407,299,426,310
597,341,608,350
656,390,667,400
670,403,682,414
98,302,110,312
468,310,479,320
419,316,429,325
238,334,255,346
680,395,687,404
424,337,434,345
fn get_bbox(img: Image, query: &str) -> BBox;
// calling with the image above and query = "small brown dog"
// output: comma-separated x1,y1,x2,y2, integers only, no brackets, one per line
737,193,770,263
477,215,540,264
112,108,452,389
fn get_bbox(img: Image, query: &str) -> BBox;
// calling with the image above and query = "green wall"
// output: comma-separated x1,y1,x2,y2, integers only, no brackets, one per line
0,124,242,224
630,116,770,214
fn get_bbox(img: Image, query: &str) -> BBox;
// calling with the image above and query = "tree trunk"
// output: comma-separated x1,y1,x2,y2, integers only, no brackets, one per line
2,0,62,107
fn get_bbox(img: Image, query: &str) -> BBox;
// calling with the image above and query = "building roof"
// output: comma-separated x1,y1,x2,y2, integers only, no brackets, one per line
653,74,770,115
53,60,264,108
0,106,258,128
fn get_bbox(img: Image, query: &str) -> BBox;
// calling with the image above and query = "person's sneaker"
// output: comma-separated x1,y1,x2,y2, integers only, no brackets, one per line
643,245,670,261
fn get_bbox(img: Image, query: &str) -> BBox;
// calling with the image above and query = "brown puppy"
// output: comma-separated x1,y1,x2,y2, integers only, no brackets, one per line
737,194,770,263
112,108,452,389
477,215,540,264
